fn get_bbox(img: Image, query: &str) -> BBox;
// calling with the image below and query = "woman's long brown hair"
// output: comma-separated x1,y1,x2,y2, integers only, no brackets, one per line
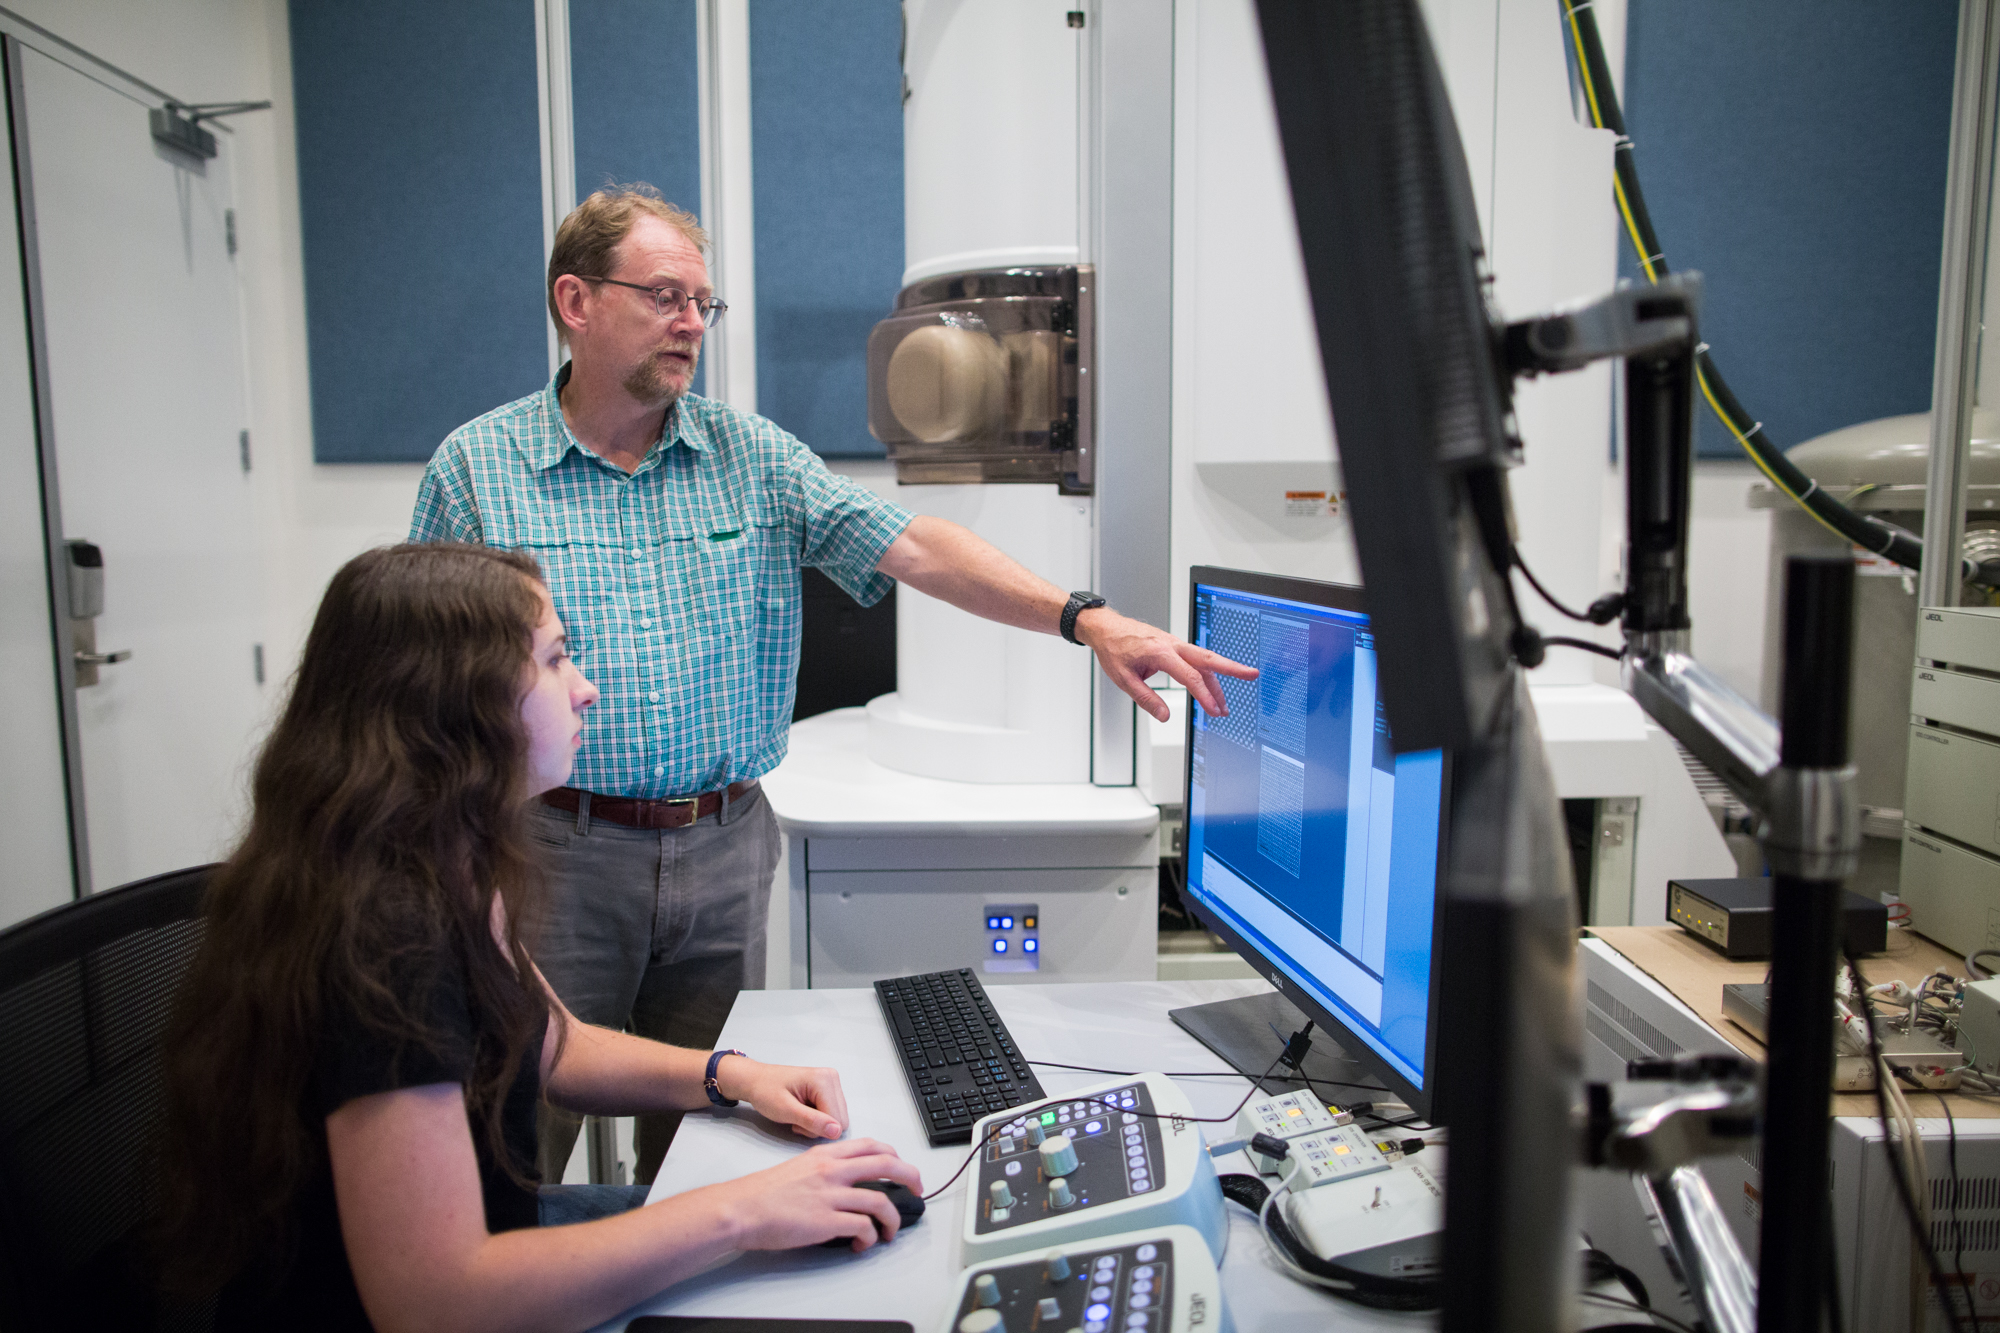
156,543,560,1296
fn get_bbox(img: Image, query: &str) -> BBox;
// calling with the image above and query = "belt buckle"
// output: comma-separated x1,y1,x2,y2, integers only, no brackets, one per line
659,794,700,828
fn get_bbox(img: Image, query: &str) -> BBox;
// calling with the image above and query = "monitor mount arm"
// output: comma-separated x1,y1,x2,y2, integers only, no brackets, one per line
1505,275,1861,1333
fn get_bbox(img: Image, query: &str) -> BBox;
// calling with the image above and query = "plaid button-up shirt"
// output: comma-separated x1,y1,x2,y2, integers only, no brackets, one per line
410,367,914,798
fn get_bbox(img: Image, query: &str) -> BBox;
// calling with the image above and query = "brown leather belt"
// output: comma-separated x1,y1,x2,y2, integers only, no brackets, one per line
540,782,757,831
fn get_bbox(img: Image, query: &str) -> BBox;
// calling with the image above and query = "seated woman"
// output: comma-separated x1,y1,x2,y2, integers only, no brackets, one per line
159,543,919,1332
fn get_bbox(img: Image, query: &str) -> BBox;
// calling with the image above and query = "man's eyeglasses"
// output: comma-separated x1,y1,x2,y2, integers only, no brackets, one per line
581,276,729,327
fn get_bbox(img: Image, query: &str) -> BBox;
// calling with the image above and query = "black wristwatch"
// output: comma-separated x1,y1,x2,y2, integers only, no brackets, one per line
1060,591,1108,645
705,1048,747,1107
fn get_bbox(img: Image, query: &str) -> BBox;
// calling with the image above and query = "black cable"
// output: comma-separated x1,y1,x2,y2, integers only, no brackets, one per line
1577,1293,1699,1333
1583,1246,1652,1312
1558,0,1950,580
1847,955,1970,1333
1940,1092,1968,1325
1513,546,1624,625
1515,547,1594,621
1026,1057,1387,1096
1217,1172,1442,1310
1543,635,1624,661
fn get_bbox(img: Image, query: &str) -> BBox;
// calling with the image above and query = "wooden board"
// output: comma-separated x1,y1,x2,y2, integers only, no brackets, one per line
1587,925,2000,1118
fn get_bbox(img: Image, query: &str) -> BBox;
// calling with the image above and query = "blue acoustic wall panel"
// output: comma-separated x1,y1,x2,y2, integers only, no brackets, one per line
570,0,704,392
748,0,905,456
1621,3,1958,458
291,0,549,463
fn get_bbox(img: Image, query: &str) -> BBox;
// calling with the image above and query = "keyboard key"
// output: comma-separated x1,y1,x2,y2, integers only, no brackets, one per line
876,969,1049,1147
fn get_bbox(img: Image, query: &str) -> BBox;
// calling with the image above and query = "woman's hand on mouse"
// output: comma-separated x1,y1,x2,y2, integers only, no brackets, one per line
714,1055,850,1139
716,1138,924,1252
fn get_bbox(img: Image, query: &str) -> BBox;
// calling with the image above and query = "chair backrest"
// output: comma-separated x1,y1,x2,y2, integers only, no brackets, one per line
0,865,213,1331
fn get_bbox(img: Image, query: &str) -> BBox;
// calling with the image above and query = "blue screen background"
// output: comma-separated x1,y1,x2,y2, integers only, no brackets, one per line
1185,585,1444,1083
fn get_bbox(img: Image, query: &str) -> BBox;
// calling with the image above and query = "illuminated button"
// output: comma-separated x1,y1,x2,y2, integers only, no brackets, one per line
1024,915,1037,928
1084,1120,1102,1134
1094,1256,1116,1271
1023,938,1038,953
1133,1266,1154,1279
1090,1287,1111,1302
1130,1295,1151,1310
1131,1280,1153,1295
993,939,1008,954
1126,1317,1149,1330
1000,916,1014,929
1136,1244,1158,1261
1123,1113,1138,1124
1130,1179,1150,1192
987,916,1003,929
1004,1160,1022,1176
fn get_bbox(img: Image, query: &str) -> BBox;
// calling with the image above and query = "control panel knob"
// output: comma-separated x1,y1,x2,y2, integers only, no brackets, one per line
1024,1120,1046,1146
1039,1132,1079,1177
1045,1250,1071,1280
990,1179,1015,1210
1037,1298,1063,1320
974,1274,1003,1308
959,1309,1003,1333
1048,1177,1076,1208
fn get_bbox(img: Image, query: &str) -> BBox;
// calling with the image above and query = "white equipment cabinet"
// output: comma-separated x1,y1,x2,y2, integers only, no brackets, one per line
763,709,1160,989
1581,936,2000,1332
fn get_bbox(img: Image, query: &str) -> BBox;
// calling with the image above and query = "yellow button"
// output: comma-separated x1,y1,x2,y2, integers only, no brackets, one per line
1285,1107,1302,1117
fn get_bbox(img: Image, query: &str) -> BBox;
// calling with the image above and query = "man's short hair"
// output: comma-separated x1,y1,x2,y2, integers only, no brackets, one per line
547,184,710,344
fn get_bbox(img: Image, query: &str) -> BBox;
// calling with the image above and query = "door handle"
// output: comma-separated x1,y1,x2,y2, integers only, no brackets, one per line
75,649,132,667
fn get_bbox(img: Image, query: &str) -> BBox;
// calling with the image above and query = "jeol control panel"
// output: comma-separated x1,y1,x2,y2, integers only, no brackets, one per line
940,1225,1231,1333
961,1074,1226,1265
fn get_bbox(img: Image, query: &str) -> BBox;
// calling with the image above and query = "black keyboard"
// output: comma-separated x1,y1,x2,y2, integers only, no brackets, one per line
874,968,1048,1146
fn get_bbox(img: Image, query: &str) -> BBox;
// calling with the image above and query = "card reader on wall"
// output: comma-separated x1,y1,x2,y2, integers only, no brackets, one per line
961,1075,1227,1266
938,1225,1231,1333
1668,877,1887,959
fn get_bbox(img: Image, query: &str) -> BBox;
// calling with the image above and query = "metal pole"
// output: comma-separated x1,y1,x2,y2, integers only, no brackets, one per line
1922,0,2000,610
1756,554,1859,1333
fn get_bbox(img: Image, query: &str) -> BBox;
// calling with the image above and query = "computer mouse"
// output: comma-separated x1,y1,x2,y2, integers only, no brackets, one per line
817,1179,925,1247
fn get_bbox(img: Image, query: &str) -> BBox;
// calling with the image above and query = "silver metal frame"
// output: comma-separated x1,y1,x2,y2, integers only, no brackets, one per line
1922,0,2000,611
3,34,89,898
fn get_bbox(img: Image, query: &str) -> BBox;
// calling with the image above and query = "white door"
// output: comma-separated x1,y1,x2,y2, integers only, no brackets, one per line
20,45,263,892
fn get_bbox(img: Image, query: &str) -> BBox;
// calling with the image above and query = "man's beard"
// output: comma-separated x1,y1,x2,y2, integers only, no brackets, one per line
622,340,701,407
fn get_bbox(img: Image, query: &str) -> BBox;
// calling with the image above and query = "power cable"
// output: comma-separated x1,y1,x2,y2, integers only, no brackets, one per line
1557,0,1967,581
1847,955,1970,1333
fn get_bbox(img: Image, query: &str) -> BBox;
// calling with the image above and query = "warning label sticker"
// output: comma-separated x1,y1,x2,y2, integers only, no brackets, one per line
1284,490,1343,519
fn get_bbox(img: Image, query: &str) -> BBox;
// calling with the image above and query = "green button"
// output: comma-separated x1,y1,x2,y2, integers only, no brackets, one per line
1040,1111,1057,1126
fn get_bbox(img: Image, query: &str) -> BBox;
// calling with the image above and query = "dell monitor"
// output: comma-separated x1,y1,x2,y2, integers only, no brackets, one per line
1171,565,1450,1122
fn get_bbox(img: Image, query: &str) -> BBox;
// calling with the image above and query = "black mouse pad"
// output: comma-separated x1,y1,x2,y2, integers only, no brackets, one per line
628,1321,913,1333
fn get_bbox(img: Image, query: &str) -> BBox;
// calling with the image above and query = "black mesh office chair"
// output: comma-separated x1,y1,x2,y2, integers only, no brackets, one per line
0,865,213,1331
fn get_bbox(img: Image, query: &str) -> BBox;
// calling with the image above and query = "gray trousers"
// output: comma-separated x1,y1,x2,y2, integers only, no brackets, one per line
526,784,779,1185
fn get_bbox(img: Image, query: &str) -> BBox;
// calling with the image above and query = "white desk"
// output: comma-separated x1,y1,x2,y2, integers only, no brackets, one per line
590,980,1429,1332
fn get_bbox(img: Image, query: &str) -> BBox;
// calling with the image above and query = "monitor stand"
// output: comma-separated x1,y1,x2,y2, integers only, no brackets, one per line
1168,991,1386,1099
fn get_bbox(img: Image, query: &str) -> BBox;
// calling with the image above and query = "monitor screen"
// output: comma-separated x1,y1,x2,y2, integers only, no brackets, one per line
1181,566,1449,1109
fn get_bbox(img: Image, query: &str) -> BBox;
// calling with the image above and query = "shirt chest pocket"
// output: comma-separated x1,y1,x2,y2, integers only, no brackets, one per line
678,508,795,635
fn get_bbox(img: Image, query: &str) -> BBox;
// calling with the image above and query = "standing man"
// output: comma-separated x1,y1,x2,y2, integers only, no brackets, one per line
411,185,1253,1182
